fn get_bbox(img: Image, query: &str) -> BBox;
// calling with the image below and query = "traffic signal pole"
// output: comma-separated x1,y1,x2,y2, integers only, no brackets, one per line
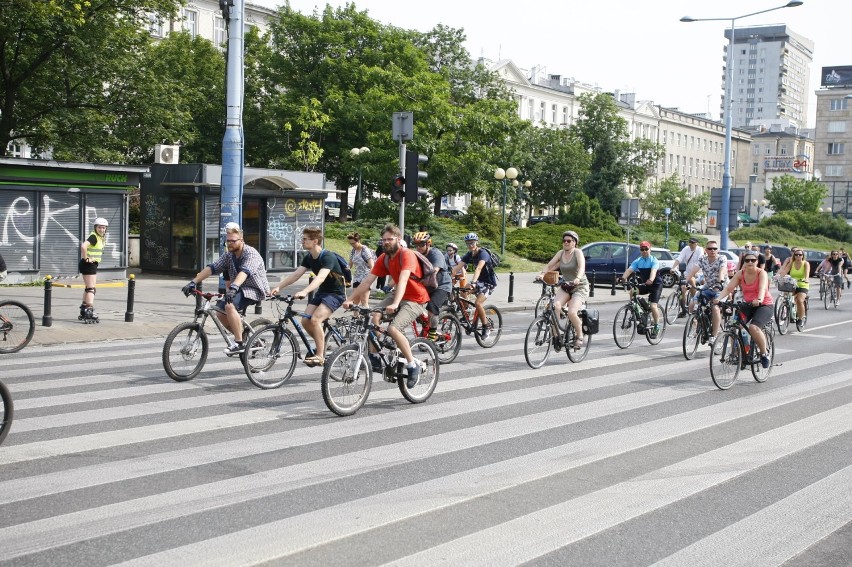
398,142,406,235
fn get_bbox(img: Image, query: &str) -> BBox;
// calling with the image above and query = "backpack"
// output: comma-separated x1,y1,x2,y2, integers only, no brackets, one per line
384,248,438,293
479,246,501,269
320,249,353,287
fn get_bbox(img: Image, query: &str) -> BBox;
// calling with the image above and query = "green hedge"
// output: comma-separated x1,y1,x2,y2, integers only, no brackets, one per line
506,223,622,262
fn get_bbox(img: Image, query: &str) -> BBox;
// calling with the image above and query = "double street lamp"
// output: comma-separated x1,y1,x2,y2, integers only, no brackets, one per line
494,166,518,255
512,178,532,227
753,199,768,220
680,1,803,250
349,146,370,220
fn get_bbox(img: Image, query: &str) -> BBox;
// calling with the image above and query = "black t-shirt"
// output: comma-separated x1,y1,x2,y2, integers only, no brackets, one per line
301,250,346,296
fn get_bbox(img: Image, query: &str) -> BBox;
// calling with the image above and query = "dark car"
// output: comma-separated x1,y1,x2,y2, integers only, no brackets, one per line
438,209,465,219
528,215,556,226
803,249,828,277
581,241,673,287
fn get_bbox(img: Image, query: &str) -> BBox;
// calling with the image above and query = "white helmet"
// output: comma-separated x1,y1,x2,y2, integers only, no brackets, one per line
94,217,109,227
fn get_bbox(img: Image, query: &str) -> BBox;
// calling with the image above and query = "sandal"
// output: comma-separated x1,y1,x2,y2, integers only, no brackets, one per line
573,336,585,350
304,355,325,367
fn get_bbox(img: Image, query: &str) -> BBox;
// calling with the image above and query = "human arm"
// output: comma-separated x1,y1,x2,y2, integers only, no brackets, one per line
80,234,97,260
573,250,586,285
536,251,563,281
716,271,741,302
270,266,308,296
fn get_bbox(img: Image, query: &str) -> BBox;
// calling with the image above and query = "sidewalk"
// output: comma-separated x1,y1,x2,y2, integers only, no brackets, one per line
3,272,625,347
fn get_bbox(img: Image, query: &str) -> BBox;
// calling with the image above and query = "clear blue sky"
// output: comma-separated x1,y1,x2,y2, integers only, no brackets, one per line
251,0,847,127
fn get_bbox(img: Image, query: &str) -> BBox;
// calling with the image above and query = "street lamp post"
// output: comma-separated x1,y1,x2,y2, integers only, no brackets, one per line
512,179,532,226
681,1,803,250
494,167,518,255
664,196,680,249
349,146,370,220
753,198,768,220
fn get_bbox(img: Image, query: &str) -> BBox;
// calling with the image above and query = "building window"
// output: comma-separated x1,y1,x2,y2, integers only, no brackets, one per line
753,144,760,155
827,121,847,133
214,16,226,48
829,98,848,111
539,101,545,122
828,143,845,155
183,9,198,38
147,12,164,37
551,104,557,124
562,106,568,126
753,162,759,174
528,99,534,121
825,165,843,177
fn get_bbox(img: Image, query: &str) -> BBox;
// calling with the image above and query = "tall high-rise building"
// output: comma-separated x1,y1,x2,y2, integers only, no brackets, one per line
723,25,813,129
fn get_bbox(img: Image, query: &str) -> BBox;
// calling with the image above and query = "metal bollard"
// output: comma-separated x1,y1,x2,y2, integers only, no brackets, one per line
42,274,53,327
589,271,595,297
195,280,203,312
507,272,514,303
125,274,135,322
611,271,617,295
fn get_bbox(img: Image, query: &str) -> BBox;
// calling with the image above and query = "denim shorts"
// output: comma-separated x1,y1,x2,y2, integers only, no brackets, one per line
308,292,345,313
216,290,258,314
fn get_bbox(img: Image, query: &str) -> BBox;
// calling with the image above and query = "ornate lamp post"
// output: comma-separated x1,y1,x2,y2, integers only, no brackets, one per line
349,146,370,220
512,178,532,226
753,198,768,220
494,166,518,254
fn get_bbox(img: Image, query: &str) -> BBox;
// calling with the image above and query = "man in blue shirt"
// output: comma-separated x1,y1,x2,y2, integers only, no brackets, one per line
619,241,663,337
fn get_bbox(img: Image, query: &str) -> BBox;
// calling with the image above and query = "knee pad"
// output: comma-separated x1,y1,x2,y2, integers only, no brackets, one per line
85,287,96,295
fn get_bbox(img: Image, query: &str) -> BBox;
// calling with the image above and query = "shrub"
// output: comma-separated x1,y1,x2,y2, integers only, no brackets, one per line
506,222,622,262
462,201,501,240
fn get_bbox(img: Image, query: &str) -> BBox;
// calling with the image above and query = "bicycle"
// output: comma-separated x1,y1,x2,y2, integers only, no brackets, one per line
819,273,840,310
613,275,667,349
710,301,775,390
0,379,12,446
321,305,439,416
534,279,556,318
240,295,355,389
681,287,719,360
161,289,271,382
663,276,697,325
524,280,594,368
773,276,808,334
406,309,462,365
0,299,36,354
443,279,503,348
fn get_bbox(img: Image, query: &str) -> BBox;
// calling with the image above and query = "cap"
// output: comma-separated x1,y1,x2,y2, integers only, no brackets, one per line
688,237,698,243
640,241,651,248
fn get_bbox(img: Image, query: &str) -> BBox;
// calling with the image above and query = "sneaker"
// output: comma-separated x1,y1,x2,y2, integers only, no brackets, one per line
406,363,421,388
481,327,491,340
651,324,661,338
760,354,770,369
224,342,245,356
677,310,687,319
707,335,716,348
369,353,384,373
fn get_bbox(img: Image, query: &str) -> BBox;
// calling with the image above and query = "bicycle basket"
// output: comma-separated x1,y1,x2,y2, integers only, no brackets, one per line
581,309,600,335
543,271,560,285
776,276,796,293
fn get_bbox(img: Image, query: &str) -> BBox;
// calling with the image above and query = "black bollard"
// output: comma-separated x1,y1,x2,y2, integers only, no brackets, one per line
589,271,595,297
508,272,514,303
125,274,135,322
42,274,53,327
611,271,617,295
195,280,203,312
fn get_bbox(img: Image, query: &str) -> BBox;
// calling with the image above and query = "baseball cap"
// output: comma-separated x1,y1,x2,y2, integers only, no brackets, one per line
688,237,698,243
640,241,651,248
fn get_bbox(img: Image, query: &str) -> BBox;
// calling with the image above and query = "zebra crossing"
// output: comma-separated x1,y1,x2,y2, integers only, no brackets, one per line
1,318,851,566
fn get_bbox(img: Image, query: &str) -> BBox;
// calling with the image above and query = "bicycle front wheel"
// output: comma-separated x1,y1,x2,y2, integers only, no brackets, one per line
646,314,666,345
433,312,462,364
682,314,701,360
566,323,591,363
162,323,208,381
751,329,774,383
710,331,741,390
663,292,681,325
534,294,550,319
321,344,372,416
399,338,439,404
243,324,298,389
774,297,790,335
612,305,637,349
524,316,553,369
0,380,12,446
474,305,503,348
0,300,36,354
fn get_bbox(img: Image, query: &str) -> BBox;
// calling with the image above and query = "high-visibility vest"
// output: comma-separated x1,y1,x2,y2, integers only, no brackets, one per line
86,231,105,262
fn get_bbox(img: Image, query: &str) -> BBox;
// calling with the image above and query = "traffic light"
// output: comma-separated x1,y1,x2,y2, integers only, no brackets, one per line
390,174,405,203
405,150,428,204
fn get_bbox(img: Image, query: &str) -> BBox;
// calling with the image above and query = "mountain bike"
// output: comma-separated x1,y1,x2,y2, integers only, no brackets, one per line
523,280,594,368
613,275,666,348
162,289,272,381
0,299,35,354
240,295,356,389
0,379,12,446
774,276,808,334
321,306,439,416
710,301,775,390
682,287,718,360
406,309,462,364
443,280,503,348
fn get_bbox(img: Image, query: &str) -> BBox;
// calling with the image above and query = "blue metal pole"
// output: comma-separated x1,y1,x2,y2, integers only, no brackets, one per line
220,0,245,248
719,17,735,251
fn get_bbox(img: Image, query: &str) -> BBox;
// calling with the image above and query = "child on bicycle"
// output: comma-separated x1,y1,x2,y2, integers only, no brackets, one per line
412,231,452,341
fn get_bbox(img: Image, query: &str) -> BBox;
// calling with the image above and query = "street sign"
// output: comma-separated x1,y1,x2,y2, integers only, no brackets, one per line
392,112,413,142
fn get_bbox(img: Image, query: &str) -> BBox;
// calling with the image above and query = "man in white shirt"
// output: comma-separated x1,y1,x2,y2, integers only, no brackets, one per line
677,237,704,317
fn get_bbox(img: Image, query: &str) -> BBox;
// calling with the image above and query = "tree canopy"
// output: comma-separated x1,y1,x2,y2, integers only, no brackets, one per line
765,174,828,213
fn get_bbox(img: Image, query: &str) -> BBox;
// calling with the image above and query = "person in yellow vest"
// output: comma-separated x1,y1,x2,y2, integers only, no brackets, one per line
78,217,108,323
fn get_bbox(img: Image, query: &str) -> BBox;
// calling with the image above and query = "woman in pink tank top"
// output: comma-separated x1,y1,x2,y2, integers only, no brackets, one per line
717,250,773,368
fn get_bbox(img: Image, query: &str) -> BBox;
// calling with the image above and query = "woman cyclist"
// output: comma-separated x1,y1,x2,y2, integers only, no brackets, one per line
716,250,773,369
778,247,810,325
535,230,590,349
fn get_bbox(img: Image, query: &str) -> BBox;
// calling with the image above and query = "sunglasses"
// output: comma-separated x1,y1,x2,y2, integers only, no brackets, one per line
794,253,804,256
563,239,574,243
744,258,758,263
639,247,649,251
706,247,718,251
413,241,428,247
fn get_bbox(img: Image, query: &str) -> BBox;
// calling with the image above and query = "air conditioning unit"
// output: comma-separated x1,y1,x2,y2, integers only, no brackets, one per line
154,144,179,164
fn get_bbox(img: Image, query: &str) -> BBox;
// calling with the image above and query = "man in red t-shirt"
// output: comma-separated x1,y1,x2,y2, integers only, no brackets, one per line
345,224,429,388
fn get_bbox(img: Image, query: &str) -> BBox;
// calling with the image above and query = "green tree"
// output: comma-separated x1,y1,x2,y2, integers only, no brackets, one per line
642,175,708,229
765,174,828,213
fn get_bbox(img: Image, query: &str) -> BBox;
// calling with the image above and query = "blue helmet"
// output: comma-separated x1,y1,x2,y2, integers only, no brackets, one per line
464,232,479,242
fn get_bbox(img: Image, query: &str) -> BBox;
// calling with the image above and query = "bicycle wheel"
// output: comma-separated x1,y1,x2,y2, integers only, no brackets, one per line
751,329,774,383
682,314,701,360
243,324,298,389
775,297,790,335
646,313,666,345
524,316,553,369
824,286,832,310
432,312,462,364
796,298,808,331
0,300,36,354
612,304,637,349
565,322,591,363
325,316,354,353
321,344,372,416
534,294,550,319
663,292,681,325
474,305,503,348
710,331,741,390
162,323,208,381
399,338,439,404
0,380,12,446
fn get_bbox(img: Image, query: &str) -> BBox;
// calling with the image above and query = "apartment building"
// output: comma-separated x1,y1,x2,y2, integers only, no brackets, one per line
813,67,852,219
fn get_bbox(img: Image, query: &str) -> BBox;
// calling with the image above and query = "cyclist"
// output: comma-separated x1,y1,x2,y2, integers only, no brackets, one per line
841,248,852,289
535,230,590,349
676,237,704,317
778,247,810,325
817,251,845,306
182,222,270,355
618,241,663,338
78,217,109,323
345,224,429,388
451,232,498,340
763,246,781,276
716,250,773,368
270,226,347,366
684,239,727,346
346,231,375,307
412,231,451,341
445,243,465,285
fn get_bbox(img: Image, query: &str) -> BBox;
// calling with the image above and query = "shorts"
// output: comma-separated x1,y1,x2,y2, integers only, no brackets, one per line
794,287,809,296
308,291,345,313
471,281,496,298
78,258,99,275
742,303,774,329
832,274,843,289
216,290,259,314
426,288,450,315
377,296,426,331
637,283,663,304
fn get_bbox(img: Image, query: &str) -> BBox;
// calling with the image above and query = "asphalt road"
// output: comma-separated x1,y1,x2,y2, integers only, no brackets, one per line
1,302,851,566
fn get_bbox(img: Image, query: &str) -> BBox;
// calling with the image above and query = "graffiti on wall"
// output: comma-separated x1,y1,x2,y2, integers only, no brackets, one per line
267,197,323,252
142,194,169,266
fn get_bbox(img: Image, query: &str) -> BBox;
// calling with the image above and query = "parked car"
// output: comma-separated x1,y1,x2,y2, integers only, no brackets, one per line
729,244,791,270
803,249,828,276
324,200,351,221
581,241,674,287
650,247,679,287
528,215,557,226
438,209,465,219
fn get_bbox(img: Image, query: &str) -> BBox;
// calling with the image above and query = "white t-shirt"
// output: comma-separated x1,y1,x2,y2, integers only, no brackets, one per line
678,244,704,274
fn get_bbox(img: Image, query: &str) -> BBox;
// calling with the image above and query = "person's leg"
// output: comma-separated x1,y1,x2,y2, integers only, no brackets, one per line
82,274,96,308
566,293,585,342
552,288,570,327
303,302,333,358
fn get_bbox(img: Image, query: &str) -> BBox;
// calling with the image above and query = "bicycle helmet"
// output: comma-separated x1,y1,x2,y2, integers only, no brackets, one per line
464,232,479,242
446,242,458,251
562,230,579,245
94,217,109,227
412,231,432,245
